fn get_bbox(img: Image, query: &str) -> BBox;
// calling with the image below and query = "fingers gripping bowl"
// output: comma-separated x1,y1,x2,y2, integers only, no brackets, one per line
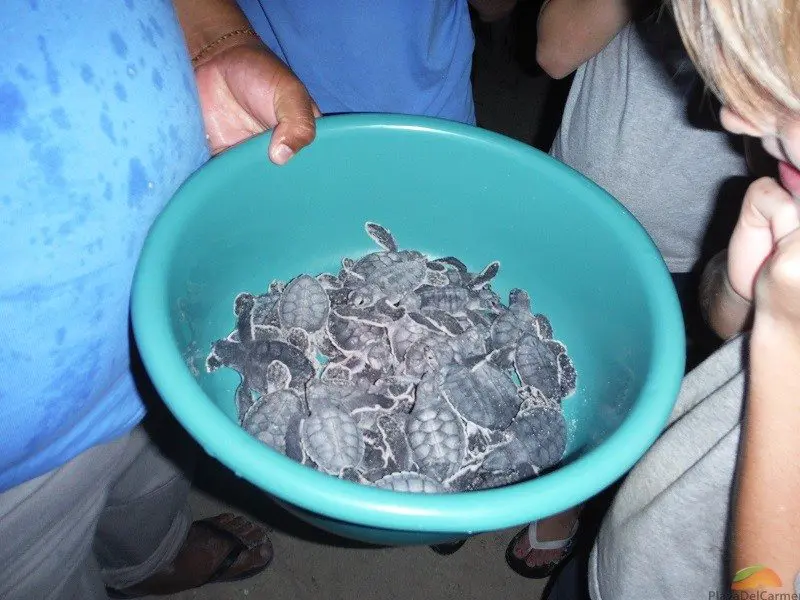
131,114,685,546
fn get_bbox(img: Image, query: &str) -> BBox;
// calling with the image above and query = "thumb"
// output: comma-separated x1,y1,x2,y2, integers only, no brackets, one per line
267,76,318,165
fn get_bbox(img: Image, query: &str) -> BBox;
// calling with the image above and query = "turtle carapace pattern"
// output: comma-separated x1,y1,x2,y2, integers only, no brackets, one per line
207,223,578,492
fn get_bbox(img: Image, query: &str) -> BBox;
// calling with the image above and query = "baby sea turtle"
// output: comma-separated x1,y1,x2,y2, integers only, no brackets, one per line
533,313,554,339
334,298,406,326
468,436,539,490
471,286,505,314
214,220,576,492
285,327,311,354
369,376,416,410
406,402,467,482
320,362,354,385
359,414,414,480
278,274,330,332
423,309,465,336
507,404,567,471
268,279,285,295
489,288,538,349
255,324,284,342
339,467,371,484
233,291,284,337
316,273,342,290
464,421,510,460
386,312,442,362
373,471,446,493
439,363,520,430
362,338,396,371
514,334,577,400
403,337,455,378
468,261,500,290
207,338,314,395
283,407,307,463
428,256,470,286
242,389,306,454
264,359,292,394
316,331,345,360
365,222,398,252
252,292,282,328
305,378,361,413
442,421,512,491
327,312,385,353
300,406,365,474
349,223,452,303
417,285,471,316
235,384,255,419
447,326,489,364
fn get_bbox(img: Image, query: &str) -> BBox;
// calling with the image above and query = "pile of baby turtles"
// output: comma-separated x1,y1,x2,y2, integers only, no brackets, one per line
206,223,577,493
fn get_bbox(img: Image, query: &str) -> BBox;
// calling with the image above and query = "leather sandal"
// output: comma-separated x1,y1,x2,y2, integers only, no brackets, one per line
107,513,273,598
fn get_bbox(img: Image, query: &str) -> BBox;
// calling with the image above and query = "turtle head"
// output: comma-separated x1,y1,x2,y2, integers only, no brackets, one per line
206,339,245,372
348,283,381,308
508,288,531,312
476,288,504,313
233,293,255,316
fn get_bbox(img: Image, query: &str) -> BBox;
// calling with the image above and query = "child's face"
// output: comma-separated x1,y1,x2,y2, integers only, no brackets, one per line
720,107,800,198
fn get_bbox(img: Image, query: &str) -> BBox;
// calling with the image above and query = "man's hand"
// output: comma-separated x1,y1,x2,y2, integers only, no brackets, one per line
173,0,319,164
194,37,320,163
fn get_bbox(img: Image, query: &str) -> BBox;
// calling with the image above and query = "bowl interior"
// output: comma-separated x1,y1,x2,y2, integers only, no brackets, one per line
132,114,684,535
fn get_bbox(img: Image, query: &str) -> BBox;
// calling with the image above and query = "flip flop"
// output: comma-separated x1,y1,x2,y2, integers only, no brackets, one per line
505,518,579,579
107,513,273,598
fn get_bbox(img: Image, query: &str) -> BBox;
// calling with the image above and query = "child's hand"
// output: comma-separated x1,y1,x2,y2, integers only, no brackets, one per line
727,177,800,303
755,226,800,330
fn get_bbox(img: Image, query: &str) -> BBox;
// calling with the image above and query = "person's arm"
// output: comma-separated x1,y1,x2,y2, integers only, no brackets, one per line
723,176,800,593
173,0,245,58
699,249,753,339
469,0,518,22
732,311,800,594
172,0,318,162
536,0,631,79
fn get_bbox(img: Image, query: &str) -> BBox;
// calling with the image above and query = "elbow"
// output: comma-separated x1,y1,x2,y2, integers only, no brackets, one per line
535,43,575,80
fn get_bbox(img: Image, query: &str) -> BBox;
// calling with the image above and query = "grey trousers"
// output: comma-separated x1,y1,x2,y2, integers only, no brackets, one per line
0,426,192,600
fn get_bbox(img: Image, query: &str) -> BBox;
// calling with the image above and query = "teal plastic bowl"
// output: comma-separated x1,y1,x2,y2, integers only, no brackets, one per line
131,114,684,546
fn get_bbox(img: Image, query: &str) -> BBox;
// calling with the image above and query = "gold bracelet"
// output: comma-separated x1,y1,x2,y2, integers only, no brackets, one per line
191,27,258,66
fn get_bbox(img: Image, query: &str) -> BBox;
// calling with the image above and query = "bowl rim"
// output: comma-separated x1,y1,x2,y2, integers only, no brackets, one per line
131,113,685,533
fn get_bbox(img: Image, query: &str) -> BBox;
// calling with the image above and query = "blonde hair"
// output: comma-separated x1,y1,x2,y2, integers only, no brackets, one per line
671,0,800,123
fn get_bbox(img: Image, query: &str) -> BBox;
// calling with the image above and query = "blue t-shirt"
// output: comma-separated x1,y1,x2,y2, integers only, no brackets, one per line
237,0,476,125
0,0,209,492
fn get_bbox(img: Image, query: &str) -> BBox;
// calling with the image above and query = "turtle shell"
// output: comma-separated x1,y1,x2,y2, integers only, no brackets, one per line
373,471,446,493
467,436,539,490
507,404,567,471
406,402,467,482
439,363,520,430
327,312,385,353
514,334,573,400
300,407,365,474
241,389,306,454
278,274,330,332
359,414,414,480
